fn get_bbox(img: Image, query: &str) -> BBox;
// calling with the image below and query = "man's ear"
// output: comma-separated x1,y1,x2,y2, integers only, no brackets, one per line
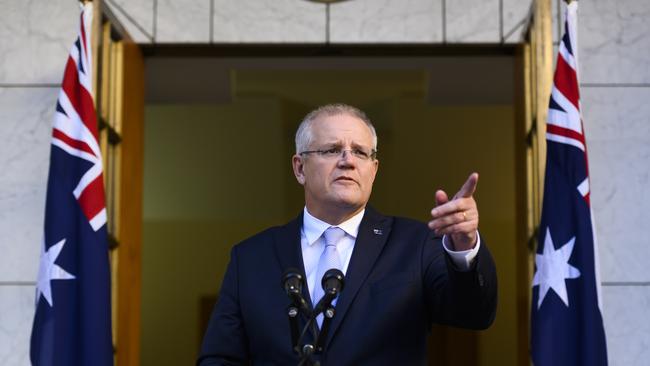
292,155,305,185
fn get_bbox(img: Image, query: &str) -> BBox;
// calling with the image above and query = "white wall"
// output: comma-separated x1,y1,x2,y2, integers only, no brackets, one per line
579,0,650,364
0,0,79,364
1,0,648,364
109,0,531,44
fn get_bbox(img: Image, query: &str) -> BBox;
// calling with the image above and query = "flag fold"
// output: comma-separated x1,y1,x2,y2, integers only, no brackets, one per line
531,2,608,365
30,3,114,365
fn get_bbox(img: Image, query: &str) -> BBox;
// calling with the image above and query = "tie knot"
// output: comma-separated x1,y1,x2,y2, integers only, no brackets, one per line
323,227,346,247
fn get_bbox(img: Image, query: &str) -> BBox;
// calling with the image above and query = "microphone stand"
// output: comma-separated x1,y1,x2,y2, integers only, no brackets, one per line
296,290,336,365
284,268,344,366
283,269,320,366
314,303,336,353
287,304,300,356
295,315,319,366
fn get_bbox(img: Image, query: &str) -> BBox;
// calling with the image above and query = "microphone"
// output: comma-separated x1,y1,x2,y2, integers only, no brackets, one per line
282,268,310,313
282,268,312,358
314,269,345,314
313,269,345,354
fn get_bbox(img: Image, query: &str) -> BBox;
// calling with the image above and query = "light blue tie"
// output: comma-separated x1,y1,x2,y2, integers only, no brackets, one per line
313,227,345,326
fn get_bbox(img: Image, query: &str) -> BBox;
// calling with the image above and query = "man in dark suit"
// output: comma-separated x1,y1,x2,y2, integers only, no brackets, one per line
198,104,497,365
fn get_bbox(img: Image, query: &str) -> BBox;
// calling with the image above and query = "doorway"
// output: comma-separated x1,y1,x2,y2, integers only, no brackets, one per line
139,47,523,365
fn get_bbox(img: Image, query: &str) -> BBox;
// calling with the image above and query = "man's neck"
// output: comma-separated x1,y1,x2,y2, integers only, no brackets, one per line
304,204,365,226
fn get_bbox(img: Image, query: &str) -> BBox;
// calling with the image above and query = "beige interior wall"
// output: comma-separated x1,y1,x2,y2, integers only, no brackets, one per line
366,99,518,366
141,98,299,365
141,71,519,365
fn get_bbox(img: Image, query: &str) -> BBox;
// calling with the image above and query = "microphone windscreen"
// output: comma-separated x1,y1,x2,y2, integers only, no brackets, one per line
282,268,303,295
321,268,345,293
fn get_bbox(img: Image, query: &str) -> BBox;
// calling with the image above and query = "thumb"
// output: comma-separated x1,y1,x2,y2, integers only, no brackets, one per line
435,190,449,207
455,172,479,199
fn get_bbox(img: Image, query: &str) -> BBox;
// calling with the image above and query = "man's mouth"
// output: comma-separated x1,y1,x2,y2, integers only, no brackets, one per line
335,176,357,183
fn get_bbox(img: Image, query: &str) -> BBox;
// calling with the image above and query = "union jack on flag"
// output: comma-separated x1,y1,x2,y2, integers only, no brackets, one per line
30,3,113,365
531,2,608,365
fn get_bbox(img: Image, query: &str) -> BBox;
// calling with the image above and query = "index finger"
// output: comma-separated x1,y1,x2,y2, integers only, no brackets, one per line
455,172,479,199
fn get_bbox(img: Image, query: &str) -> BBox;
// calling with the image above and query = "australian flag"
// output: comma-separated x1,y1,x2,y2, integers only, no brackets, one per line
531,2,608,365
30,3,114,365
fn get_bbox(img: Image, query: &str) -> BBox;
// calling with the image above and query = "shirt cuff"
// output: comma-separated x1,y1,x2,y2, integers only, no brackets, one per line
442,232,481,271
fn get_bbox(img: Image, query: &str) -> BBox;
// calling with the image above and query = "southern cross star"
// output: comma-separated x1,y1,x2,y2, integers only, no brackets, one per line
36,238,75,307
532,227,581,309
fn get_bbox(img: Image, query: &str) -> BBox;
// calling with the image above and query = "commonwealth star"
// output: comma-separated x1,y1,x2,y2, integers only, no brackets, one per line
532,227,581,309
36,238,76,307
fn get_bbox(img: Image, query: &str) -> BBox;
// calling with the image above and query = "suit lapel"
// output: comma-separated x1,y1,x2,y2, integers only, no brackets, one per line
326,206,392,345
272,212,314,309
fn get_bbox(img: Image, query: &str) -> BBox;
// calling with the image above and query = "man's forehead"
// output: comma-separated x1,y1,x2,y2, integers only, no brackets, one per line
311,120,372,147
311,113,372,136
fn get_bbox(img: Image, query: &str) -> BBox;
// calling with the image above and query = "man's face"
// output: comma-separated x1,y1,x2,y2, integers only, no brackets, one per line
292,113,379,220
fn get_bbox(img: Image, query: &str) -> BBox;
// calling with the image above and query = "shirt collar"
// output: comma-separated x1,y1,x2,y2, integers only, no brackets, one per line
302,207,365,246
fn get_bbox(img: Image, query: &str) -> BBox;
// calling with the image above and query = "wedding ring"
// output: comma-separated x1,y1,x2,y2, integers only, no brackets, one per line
462,211,467,221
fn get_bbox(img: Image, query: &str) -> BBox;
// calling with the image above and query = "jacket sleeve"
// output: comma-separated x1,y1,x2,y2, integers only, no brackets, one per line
197,245,250,366
422,231,498,330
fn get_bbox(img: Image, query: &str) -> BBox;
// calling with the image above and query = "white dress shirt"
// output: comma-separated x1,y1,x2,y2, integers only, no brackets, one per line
300,207,481,304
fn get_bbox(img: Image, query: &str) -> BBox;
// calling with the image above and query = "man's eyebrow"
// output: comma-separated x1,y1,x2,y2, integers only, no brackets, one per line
350,141,371,150
318,141,343,148
316,141,370,149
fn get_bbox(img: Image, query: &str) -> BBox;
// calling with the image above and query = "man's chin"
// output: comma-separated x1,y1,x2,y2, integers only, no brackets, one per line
331,194,366,210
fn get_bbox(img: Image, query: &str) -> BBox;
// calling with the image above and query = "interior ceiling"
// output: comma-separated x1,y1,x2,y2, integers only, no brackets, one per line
145,56,514,106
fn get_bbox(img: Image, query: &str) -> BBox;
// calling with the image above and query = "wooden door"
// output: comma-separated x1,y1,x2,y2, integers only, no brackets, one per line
514,0,554,365
91,2,145,365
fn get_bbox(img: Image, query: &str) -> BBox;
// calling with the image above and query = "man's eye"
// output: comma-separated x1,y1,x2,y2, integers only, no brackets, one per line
323,148,341,155
353,149,369,158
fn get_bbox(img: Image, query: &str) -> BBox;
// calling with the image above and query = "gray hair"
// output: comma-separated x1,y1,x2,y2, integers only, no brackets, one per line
295,103,378,154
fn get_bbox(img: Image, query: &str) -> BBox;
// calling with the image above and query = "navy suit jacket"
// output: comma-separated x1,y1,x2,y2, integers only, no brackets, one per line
198,207,497,365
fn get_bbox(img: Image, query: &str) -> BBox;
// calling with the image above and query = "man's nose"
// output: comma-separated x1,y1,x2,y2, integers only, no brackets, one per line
337,150,356,166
